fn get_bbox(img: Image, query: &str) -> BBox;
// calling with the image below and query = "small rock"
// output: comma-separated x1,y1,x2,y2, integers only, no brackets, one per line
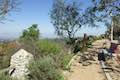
82,61,92,66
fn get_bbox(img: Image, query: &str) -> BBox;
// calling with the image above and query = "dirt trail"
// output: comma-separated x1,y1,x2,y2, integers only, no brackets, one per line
63,39,112,80
63,55,106,80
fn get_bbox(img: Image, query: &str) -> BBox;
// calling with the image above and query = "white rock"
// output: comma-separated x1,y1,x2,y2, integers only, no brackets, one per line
9,49,34,80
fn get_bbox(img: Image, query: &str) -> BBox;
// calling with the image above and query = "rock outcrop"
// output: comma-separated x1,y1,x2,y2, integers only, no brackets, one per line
9,49,33,80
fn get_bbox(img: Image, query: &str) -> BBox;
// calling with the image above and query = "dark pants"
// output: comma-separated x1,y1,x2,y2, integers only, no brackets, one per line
98,53,105,62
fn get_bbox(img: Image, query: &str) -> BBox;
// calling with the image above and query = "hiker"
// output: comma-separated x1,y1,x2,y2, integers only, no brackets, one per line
98,42,108,62
101,41,118,59
98,47,108,68
98,48,106,62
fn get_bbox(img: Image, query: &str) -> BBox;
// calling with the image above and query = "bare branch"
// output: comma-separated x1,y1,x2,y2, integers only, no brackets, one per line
0,0,19,22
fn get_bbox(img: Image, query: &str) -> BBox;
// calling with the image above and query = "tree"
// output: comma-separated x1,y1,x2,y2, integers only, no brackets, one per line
20,24,39,41
88,0,120,19
91,0,120,12
50,0,82,44
0,0,19,22
105,15,120,39
113,15,120,39
20,24,40,55
85,0,119,24
85,0,120,40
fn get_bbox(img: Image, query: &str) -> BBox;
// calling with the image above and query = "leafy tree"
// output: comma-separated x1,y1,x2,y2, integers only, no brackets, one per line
50,0,82,44
20,24,39,41
91,0,120,13
84,0,117,26
84,0,120,40
87,0,120,20
20,24,40,55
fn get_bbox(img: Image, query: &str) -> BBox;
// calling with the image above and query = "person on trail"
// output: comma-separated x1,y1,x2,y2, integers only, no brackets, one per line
101,42,118,59
98,48,106,62
98,47,107,68
98,43,108,64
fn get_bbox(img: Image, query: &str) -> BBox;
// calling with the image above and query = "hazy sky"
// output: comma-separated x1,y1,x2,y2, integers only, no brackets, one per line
0,0,107,39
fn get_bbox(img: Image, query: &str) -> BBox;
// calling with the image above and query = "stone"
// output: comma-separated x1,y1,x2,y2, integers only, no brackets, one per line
9,49,34,80
82,61,92,66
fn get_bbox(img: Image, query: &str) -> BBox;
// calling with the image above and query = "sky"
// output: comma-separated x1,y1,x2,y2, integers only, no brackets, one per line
0,0,107,40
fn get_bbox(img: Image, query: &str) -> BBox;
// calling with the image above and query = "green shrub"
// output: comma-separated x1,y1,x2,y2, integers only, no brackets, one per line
0,48,17,70
60,54,73,70
28,56,64,80
0,73,12,80
51,52,73,70
37,40,61,56
0,56,10,70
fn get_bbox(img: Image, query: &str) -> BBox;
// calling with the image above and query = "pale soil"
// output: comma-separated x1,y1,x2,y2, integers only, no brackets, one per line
63,39,120,80
92,39,111,49
63,56,106,80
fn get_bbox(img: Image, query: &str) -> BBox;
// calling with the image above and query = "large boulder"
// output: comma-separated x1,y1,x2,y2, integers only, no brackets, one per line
9,49,34,80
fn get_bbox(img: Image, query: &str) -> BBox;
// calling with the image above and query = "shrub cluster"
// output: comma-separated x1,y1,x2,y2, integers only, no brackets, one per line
28,56,64,80
0,73,12,80
0,42,18,70
37,40,61,56
0,39,73,80
60,54,73,70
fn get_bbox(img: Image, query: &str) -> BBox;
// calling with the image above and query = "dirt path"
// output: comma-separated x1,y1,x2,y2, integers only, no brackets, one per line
63,56,106,80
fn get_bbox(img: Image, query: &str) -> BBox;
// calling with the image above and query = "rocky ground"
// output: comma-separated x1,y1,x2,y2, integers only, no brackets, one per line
63,39,120,80
63,52,106,80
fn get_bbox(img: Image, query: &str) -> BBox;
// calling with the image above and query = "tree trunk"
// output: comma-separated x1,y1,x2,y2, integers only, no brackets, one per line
111,18,113,41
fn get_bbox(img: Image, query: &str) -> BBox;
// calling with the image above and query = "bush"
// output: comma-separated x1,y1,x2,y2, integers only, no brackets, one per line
0,73,12,80
37,40,61,56
51,52,73,70
28,56,64,80
0,42,18,70
60,54,73,70
0,55,10,70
